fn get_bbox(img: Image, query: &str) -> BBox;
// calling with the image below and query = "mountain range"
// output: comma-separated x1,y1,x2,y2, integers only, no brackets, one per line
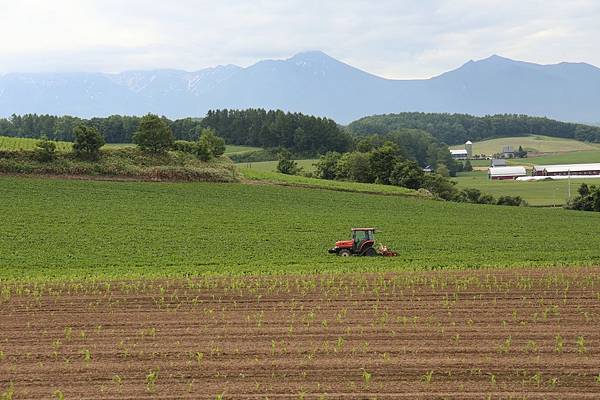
1,51,599,124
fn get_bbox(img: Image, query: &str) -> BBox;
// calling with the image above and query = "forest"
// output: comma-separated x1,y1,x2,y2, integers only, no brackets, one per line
0,110,353,155
347,112,600,145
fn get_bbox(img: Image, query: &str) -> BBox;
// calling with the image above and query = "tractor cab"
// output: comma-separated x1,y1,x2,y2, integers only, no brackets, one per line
328,228,378,257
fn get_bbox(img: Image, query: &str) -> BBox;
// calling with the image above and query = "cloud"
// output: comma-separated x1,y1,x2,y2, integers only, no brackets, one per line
0,0,598,78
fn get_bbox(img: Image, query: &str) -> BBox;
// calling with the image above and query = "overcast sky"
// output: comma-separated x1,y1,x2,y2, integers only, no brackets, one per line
1,0,599,79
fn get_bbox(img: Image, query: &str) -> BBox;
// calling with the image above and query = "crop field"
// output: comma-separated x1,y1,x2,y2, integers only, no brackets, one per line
452,171,600,206
451,135,600,155
1,268,599,398
0,136,72,151
2,176,600,281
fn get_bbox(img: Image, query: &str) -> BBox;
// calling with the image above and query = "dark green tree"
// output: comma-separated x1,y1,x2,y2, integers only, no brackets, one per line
463,160,473,172
390,159,425,189
73,125,105,160
133,114,174,154
276,150,301,175
314,151,341,180
369,142,401,184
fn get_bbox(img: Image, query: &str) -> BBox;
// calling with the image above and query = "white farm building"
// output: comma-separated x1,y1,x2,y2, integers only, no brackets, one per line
488,166,527,180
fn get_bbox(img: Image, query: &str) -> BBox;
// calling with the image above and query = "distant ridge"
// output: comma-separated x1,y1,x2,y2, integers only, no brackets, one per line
1,51,600,124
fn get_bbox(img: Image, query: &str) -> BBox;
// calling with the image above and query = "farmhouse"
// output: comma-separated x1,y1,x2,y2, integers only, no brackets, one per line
488,166,527,180
532,163,600,176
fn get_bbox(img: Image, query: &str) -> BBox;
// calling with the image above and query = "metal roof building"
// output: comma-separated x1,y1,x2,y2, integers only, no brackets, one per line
488,166,527,180
450,149,468,160
533,163,600,176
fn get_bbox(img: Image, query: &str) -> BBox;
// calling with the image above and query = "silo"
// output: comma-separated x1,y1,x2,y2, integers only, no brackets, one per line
465,141,473,159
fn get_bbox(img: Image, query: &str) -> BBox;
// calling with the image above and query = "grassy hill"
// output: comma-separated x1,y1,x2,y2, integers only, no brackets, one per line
2,176,600,280
238,159,318,173
450,135,600,155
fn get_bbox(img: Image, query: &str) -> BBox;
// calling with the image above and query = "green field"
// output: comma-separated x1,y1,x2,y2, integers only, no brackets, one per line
223,144,262,155
238,158,318,172
0,136,73,151
451,135,600,155
508,150,600,166
453,171,600,206
2,176,600,281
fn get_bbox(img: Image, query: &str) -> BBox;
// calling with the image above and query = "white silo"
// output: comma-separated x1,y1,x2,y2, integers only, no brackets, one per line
465,140,473,159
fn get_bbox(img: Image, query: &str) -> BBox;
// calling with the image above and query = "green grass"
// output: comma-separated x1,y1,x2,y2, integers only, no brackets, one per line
239,168,416,196
238,159,319,173
0,136,72,152
451,135,600,155
507,150,600,167
224,145,262,155
2,176,600,281
453,171,599,206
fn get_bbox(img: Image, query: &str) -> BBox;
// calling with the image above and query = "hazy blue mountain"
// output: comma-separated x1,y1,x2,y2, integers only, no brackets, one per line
1,51,599,124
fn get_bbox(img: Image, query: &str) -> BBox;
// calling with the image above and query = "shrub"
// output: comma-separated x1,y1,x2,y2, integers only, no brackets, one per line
463,160,473,172
73,125,105,160
173,140,197,154
198,128,226,158
496,195,527,207
276,150,302,175
34,136,57,162
133,114,174,154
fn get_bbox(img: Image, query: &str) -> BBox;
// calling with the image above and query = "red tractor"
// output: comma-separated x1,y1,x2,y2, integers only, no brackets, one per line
328,228,397,257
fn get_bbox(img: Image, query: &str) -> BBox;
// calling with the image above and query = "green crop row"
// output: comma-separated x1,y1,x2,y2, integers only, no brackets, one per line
1,176,600,281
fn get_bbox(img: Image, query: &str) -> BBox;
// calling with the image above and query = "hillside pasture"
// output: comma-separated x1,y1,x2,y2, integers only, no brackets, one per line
238,158,318,173
509,150,600,167
451,135,600,155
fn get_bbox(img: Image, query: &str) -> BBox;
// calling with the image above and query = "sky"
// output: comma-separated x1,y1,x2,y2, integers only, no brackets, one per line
1,0,599,79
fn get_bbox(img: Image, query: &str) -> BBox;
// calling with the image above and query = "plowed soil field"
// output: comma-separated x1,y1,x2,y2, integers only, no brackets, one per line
2,268,600,399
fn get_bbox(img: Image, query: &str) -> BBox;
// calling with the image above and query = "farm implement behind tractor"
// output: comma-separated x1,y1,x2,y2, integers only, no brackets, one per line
328,228,397,257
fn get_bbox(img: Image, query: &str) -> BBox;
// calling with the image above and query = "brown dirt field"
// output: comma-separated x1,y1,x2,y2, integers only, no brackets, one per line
1,268,600,399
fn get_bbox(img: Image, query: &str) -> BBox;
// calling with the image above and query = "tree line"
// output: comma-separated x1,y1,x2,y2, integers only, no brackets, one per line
200,109,352,154
0,110,353,155
0,114,201,143
347,113,600,145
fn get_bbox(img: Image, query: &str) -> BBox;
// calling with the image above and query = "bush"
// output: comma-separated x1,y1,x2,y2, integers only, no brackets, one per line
463,160,473,172
73,125,105,160
198,128,225,158
566,184,600,211
173,140,197,154
133,114,174,154
496,195,527,206
34,136,57,162
276,150,302,175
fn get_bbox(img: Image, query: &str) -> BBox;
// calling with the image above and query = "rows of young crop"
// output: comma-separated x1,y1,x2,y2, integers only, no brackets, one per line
2,176,600,280
0,136,72,152
0,269,598,398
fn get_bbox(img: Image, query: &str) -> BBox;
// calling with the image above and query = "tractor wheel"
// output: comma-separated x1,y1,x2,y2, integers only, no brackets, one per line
338,249,352,257
363,247,377,257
